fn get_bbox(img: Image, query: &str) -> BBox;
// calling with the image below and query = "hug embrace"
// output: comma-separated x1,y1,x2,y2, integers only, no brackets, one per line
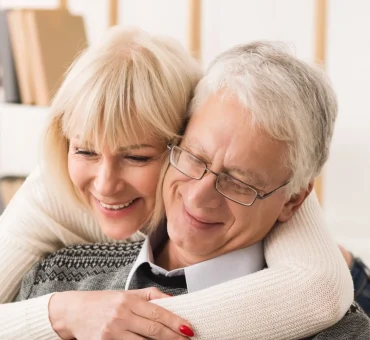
0,26,369,339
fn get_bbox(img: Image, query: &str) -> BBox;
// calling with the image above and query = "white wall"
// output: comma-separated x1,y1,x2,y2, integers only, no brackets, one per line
324,1,370,262
0,0,369,261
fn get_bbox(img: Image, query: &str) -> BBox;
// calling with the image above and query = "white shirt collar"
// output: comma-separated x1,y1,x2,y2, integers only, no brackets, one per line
125,235,265,292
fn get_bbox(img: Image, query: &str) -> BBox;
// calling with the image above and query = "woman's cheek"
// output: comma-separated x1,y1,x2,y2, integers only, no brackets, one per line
68,156,90,189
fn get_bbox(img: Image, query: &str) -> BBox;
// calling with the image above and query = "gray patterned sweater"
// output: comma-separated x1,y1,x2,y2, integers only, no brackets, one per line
17,241,370,339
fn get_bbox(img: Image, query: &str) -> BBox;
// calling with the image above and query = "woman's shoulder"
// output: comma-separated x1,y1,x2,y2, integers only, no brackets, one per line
2,166,107,244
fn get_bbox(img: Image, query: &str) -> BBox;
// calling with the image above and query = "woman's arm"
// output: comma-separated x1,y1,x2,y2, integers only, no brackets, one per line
0,171,353,339
0,168,116,339
0,168,105,302
153,191,354,340
0,294,57,340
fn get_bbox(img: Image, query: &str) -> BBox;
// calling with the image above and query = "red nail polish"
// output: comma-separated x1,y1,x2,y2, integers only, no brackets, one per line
167,294,173,297
179,325,194,337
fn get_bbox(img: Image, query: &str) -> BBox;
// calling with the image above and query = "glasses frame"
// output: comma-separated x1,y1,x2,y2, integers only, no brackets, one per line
167,143,290,207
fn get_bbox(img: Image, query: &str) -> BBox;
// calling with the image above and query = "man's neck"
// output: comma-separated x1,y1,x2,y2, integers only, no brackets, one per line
154,240,200,271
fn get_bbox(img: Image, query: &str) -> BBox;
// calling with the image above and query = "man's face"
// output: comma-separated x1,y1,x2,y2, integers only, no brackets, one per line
163,94,295,261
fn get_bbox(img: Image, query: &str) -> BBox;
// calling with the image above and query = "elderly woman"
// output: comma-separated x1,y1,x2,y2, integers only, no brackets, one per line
17,41,369,340
0,28,352,339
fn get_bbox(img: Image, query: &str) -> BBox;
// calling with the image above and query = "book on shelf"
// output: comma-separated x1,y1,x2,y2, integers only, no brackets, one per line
0,9,21,104
8,9,34,104
2,8,88,106
26,9,88,106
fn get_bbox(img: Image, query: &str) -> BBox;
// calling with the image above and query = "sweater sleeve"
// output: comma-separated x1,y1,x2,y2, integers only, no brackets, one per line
152,192,354,340
0,230,60,339
0,168,353,340
0,170,82,339
0,168,142,339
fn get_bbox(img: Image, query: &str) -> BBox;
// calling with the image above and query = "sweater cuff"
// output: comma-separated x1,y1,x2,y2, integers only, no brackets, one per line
25,293,61,340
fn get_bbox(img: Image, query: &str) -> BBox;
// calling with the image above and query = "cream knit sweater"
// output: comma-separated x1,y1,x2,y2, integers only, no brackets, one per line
0,168,353,340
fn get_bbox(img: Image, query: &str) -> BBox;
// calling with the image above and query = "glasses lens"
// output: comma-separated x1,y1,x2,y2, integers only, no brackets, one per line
217,173,257,205
171,146,205,179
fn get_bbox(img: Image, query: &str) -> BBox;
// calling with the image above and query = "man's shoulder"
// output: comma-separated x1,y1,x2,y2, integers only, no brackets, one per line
35,240,145,284
304,302,370,340
46,240,145,260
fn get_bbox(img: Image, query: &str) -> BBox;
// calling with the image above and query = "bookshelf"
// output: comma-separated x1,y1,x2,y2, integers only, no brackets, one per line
314,0,326,204
0,0,200,178
0,103,49,177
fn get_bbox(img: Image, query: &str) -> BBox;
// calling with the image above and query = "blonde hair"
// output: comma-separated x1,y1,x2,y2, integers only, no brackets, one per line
43,26,202,222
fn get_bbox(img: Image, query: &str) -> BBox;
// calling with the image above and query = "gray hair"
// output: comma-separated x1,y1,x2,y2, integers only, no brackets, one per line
191,41,337,195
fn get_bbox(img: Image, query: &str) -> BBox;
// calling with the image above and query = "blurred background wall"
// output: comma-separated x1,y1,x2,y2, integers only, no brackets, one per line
0,0,369,262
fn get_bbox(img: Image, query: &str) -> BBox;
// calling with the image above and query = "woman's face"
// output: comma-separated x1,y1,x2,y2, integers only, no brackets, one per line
68,132,165,240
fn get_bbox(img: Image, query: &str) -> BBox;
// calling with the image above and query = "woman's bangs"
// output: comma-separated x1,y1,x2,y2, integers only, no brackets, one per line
61,70,163,152
61,43,183,152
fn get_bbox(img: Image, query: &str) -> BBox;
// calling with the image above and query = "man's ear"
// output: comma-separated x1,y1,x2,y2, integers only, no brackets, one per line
277,180,314,222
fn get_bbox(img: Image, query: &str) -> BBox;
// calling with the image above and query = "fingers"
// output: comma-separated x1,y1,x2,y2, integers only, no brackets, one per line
120,315,189,340
115,331,146,340
129,287,171,300
129,296,194,338
62,289,193,340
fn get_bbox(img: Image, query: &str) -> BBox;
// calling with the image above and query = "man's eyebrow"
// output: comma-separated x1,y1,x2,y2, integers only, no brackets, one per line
228,167,267,188
183,137,267,188
182,138,208,156
184,143,212,164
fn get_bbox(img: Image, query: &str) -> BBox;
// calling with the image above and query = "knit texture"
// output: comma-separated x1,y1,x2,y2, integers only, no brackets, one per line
16,241,189,300
0,167,354,339
17,242,370,340
304,303,370,340
17,242,143,300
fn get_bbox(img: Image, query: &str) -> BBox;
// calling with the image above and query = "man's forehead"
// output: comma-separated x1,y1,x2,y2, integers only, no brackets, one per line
190,94,251,127
181,135,269,189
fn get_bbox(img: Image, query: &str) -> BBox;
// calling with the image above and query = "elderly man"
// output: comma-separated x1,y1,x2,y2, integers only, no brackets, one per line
17,41,369,340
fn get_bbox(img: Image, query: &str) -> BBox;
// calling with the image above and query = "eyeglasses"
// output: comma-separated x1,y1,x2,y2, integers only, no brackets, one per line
167,143,290,207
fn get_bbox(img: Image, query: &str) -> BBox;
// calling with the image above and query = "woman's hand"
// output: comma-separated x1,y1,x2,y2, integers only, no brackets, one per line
49,288,194,340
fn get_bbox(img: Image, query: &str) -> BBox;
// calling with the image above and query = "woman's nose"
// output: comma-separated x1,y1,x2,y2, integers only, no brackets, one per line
93,159,124,197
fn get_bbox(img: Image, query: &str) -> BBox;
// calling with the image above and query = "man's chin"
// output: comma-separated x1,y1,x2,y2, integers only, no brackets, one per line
170,237,215,260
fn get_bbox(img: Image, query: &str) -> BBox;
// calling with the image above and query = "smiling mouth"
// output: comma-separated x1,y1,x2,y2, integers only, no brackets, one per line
99,199,136,211
183,206,222,228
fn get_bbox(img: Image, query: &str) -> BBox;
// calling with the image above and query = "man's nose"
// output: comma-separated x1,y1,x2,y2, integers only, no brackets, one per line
186,171,222,209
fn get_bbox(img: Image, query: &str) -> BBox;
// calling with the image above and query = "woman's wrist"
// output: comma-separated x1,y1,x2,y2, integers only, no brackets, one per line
49,292,74,339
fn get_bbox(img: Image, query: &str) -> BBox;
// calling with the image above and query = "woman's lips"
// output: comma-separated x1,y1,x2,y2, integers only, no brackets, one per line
94,197,140,218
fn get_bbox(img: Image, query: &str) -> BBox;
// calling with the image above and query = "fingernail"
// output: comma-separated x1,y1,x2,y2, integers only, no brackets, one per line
179,325,194,337
167,294,173,297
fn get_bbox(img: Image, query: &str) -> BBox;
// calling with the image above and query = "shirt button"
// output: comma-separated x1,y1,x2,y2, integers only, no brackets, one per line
151,268,160,275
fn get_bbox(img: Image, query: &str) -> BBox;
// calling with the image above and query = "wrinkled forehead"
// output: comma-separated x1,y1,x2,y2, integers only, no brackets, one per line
186,93,252,138
183,94,289,184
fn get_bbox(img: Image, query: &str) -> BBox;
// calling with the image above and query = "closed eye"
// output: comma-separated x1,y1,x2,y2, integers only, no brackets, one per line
124,155,152,163
75,149,97,157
